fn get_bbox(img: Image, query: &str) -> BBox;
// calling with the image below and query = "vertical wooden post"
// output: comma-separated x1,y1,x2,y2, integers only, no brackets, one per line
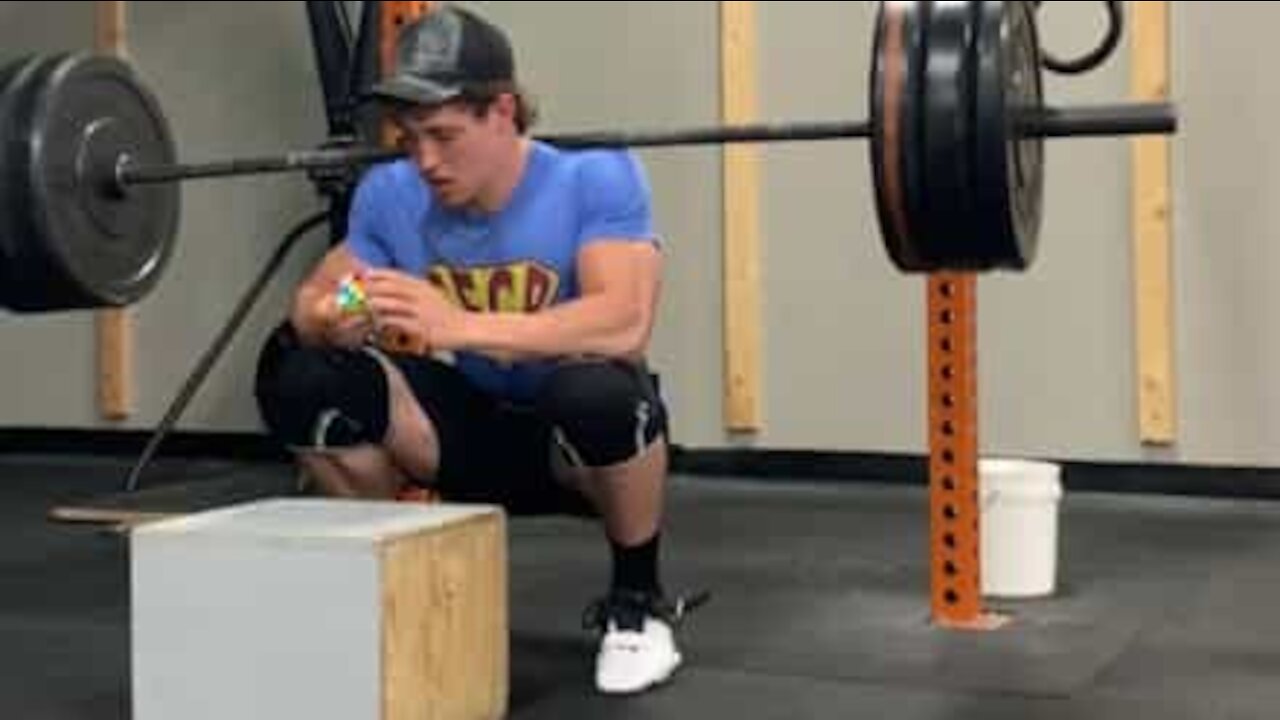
96,0,132,421
1131,1,1176,445
719,1,763,433
927,273,1004,630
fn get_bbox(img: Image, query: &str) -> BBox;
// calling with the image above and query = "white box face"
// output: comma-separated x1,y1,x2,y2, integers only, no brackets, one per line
132,537,379,720
130,499,504,720
131,502,395,720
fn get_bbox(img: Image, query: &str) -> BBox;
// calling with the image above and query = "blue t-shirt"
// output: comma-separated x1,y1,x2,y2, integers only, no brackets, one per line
345,140,659,402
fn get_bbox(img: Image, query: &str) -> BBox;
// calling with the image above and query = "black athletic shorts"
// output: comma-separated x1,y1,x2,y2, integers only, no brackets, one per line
383,353,661,518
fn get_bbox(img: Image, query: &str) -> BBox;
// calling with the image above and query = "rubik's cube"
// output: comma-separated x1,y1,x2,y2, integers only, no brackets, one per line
336,274,368,314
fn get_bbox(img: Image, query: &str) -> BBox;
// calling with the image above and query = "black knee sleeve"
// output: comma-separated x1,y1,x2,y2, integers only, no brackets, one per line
254,323,390,450
536,359,668,468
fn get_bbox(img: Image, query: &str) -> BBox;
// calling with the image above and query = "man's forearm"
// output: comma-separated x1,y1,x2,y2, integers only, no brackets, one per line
290,286,329,346
453,295,648,362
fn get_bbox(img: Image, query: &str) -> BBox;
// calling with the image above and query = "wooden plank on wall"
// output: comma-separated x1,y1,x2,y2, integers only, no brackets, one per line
720,1,763,433
1131,1,1176,445
96,0,132,421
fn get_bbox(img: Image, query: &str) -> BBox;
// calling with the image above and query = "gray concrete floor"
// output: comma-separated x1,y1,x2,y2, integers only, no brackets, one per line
4,455,1280,719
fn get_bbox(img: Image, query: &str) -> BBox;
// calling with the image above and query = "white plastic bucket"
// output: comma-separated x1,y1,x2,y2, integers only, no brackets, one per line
978,458,1063,599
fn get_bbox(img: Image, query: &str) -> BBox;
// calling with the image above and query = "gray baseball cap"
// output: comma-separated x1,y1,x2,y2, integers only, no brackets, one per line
368,4,516,107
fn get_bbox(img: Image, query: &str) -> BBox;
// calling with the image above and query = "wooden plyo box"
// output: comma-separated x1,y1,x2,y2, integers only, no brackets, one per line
130,499,507,720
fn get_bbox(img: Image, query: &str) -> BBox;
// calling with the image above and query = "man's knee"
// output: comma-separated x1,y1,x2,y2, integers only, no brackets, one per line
537,359,668,468
254,322,391,450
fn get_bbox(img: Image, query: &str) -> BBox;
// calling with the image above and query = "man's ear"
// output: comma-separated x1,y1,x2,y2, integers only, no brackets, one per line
489,92,518,125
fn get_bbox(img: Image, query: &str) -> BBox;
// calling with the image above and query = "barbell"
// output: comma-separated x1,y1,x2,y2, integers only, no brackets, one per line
0,0,1176,314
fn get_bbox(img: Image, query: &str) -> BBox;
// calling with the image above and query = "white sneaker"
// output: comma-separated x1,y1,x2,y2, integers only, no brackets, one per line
583,590,709,695
595,614,682,694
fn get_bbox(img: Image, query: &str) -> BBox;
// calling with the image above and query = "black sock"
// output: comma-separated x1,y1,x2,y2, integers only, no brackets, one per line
610,531,661,596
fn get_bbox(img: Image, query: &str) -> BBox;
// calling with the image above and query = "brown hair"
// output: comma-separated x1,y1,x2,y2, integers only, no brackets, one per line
456,81,539,134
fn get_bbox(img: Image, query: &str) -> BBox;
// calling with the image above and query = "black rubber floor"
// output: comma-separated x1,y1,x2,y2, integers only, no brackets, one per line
5,455,1280,719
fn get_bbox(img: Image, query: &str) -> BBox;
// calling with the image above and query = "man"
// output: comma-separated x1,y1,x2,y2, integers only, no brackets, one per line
253,3,701,696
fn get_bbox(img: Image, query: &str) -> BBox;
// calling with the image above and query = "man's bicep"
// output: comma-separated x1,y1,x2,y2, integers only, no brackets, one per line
345,229,391,268
577,240,663,300
344,168,394,266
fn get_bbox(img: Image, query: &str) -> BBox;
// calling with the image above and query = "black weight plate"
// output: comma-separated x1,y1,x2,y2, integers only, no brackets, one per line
10,52,178,312
869,0,911,269
920,0,982,269
900,1,931,271
973,0,1044,270
1005,0,1045,266
0,55,58,309
871,0,930,272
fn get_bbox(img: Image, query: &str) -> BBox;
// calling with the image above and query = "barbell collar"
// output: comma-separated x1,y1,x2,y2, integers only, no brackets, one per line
114,102,1175,190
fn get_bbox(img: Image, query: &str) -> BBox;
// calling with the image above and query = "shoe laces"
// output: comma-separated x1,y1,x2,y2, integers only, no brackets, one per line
582,588,712,634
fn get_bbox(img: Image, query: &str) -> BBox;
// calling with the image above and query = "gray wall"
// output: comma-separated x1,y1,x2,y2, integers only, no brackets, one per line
0,2,1275,469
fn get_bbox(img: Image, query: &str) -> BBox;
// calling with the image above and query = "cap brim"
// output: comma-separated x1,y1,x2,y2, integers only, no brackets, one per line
366,75,462,107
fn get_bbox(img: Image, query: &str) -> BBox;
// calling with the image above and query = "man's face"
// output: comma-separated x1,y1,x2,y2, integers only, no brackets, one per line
392,98,511,209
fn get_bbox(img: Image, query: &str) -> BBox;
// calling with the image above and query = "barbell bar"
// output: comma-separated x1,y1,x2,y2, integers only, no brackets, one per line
113,103,1175,189
0,1,1180,314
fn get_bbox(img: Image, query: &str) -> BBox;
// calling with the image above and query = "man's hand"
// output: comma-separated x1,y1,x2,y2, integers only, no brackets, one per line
290,244,377,348
310,289,375,350
363,269,466,355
